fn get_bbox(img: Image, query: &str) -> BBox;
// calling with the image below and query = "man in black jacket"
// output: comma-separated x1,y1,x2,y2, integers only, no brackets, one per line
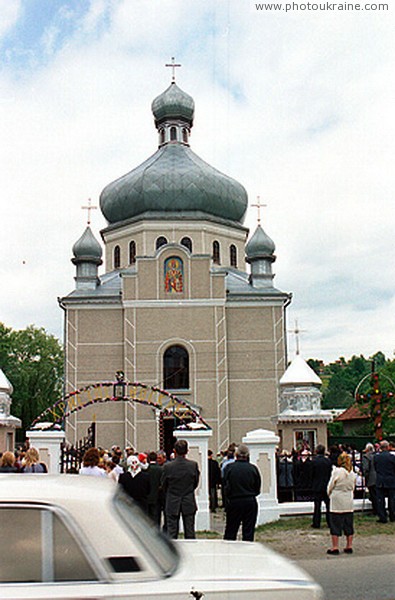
161,439,200,539
223,443,261,542
311,444,332,528
373,440,395,523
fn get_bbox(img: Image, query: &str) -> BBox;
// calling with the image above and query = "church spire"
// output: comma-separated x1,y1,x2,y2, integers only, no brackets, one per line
245,202,276,288
72,209,103,290
151,61,194,147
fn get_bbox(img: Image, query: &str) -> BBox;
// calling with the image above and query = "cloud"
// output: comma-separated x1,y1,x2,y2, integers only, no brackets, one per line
0,0,394,364
0,0,21,39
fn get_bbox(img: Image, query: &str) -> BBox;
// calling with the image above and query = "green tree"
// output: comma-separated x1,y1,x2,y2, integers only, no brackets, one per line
0,323,64,433
321,355,371,409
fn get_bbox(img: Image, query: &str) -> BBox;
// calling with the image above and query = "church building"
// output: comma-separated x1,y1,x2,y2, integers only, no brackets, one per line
60,72,291,454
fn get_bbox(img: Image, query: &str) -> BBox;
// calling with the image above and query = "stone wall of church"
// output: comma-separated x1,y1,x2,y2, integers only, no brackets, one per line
102,219,248,272
226,303,286,446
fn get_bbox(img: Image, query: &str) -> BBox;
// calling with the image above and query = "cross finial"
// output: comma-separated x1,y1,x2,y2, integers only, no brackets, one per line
81,198,97,226
288,319,306,355
251,196,267,225
165,56,181,82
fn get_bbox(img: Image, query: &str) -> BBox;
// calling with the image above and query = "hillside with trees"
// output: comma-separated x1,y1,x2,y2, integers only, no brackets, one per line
308,352,395,438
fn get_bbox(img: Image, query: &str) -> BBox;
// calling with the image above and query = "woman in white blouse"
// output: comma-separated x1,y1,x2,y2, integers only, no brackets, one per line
327,452,357,555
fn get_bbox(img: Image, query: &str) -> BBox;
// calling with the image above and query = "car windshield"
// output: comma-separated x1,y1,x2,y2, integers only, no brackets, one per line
113,488,179,577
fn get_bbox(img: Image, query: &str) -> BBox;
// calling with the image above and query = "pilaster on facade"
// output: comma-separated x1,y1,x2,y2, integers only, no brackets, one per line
124,308,137,448
215,305,229,452
273,306,286,395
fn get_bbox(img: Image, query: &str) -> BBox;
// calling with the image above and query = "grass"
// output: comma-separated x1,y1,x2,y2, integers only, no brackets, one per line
194,510,395,540
255,513,395,537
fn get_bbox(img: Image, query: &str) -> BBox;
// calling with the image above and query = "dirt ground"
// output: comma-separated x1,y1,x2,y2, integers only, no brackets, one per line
257,528,395,560
208,510,395,560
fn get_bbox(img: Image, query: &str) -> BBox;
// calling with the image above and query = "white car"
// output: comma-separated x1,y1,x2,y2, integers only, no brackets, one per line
0,475,323,599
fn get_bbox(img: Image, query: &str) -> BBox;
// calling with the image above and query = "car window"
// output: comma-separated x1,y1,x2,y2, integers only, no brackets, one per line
113,489,179,576
0,506,98,583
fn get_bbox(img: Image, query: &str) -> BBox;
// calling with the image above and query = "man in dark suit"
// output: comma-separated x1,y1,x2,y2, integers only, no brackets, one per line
223,444,261,542
146,451,164,526
373,440,395,523
311,444,333,528
161,439,200,539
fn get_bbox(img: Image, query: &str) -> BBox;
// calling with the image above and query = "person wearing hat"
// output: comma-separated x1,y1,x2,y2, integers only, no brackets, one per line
223,443,261,542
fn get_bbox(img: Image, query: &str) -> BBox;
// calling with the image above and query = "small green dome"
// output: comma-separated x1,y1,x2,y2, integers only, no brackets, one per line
151,82,195,125
72,226,102,262
246,225,276,259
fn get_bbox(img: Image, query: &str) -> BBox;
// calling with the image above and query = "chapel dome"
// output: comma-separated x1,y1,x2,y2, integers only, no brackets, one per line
72,226,103,261
280,354,322,387
246,225,276,259
100,82,248,226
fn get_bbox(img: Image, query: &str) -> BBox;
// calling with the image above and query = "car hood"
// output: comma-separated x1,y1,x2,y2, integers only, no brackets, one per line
175,539,316,584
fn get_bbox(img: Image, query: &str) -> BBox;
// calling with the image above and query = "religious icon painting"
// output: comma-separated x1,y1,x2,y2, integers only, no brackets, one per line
164,256,183,293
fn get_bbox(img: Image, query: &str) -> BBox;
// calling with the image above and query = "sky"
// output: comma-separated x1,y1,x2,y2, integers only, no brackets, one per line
0,0,394,363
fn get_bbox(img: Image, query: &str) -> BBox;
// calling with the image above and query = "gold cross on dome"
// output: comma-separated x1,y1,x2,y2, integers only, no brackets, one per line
251,196,267,225
81,198,97,225
165,57,181,82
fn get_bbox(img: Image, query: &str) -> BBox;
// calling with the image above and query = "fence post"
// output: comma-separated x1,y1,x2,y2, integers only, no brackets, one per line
26,423,66,474
243,428,280,524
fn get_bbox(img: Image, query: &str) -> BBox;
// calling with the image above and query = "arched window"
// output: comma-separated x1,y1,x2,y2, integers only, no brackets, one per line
230,244,237,267
170,126,177,141
163,345,189,389
159,128,165,144
156,236,168,250
129,240,136,265
114,245,121,269
182,128,188,143
212,240,220,265
180,236,192,252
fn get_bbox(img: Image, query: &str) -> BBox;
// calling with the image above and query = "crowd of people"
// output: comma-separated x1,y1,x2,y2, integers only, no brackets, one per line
277,439,395,554
1,437,394,553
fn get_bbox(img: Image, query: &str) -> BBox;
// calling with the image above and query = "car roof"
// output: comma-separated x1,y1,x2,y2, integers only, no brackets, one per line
0,474,115,504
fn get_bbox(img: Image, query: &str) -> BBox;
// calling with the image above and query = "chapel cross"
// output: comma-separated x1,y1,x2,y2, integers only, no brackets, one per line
81,198,97,225
289,319,306,356
165,57,181,82
251,196,267,225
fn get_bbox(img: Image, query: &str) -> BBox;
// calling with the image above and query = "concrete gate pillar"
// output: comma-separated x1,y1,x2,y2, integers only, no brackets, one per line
243,428,280,524
26,423,65,474
173,427,212,531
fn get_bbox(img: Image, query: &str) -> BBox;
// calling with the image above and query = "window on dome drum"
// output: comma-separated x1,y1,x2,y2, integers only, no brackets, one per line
163,345,189,390
156,236,168,250
182,128,188,143
114,245,121,269
159,128,165,144
170,126,177,141
212,240,220,264
230,244,237,267
129,240,136,265
180,236,192,252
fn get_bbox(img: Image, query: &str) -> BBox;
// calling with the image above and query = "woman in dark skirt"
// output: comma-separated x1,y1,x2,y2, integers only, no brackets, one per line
327,452,357,555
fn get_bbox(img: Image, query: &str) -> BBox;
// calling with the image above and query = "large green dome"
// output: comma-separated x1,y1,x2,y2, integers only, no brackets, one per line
100,82,248,225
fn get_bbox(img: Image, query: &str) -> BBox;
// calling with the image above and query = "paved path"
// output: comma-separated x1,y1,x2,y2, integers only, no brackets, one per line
298,554,395,600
